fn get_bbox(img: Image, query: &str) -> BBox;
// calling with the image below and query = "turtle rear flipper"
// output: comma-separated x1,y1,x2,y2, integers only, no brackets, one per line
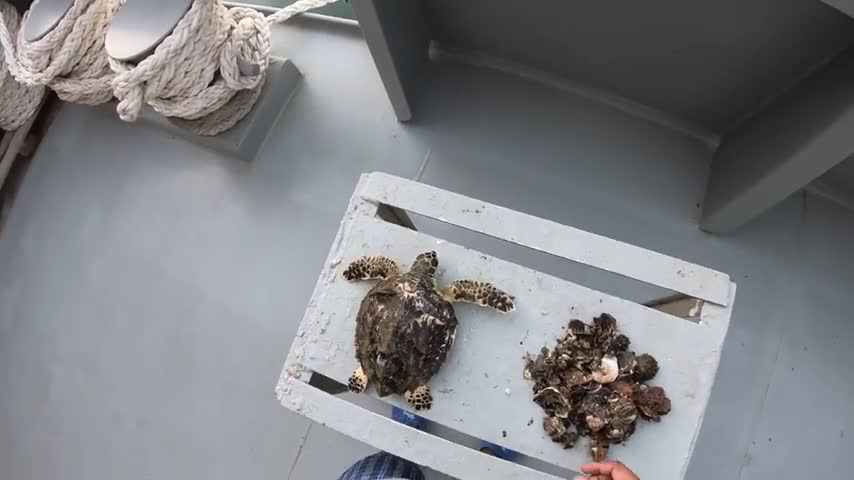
405,385,433,411
348,367,368,393
442,280,515,313
343,256,401,281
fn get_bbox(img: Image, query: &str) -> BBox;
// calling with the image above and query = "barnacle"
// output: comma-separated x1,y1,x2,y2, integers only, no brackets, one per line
635,385,672,422
634,353,660,382
525,314,672,460
591,356,619,384
533,386,571,418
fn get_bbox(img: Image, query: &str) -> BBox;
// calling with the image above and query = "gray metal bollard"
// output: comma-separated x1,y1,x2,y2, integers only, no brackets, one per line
105,0,302,160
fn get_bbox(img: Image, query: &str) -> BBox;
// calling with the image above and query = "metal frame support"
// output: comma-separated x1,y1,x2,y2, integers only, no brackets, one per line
350,0,430,122
700,47,854,233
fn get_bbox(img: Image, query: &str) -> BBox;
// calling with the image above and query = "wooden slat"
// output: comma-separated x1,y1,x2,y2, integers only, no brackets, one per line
278,379,566,480
360,173,731,306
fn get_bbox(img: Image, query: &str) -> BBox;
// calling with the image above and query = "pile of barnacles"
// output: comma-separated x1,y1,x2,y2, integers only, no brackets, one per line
524,314,671,461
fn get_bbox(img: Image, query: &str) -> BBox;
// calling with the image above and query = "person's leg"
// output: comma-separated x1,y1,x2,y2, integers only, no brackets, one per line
338,404,519,478
338,407,426,480
337,452,425,480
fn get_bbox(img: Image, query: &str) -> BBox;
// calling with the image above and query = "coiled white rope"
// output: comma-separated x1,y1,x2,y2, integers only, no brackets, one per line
0,1,43,131
0,0,123,106
1,0,338,135
110,0,339,136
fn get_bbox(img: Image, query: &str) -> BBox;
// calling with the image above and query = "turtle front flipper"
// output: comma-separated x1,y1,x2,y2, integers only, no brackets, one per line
348,366,368,393
442,280,515,313
343,256,401,281
405,385,433,411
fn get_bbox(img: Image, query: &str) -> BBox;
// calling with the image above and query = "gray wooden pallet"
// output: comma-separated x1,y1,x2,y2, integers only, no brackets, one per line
277,172,736,479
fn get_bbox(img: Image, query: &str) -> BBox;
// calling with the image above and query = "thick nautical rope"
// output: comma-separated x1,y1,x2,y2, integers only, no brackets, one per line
0,0,123,106
0,1,44,131
109,0,339,136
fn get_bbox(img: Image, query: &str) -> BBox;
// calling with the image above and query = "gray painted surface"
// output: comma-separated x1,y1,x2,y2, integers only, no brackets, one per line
0,17,422,480
701,47,854,233
822,0,854,18
351,0,430,122
818,154,854,193
421,0,854,133
1,14,853,480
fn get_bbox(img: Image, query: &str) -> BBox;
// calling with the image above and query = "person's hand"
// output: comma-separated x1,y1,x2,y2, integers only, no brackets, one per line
575,462,640,480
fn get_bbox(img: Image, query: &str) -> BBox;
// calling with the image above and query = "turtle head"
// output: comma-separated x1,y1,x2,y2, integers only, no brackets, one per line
409,251,438,278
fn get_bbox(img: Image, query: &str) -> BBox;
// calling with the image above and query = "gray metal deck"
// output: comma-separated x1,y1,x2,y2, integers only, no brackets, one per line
1,12,853,480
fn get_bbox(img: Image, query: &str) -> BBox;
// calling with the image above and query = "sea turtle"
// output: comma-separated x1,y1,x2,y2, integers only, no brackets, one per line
343,251,515,410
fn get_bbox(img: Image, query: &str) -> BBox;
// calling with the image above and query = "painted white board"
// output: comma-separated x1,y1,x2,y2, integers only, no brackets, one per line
278,173,736,480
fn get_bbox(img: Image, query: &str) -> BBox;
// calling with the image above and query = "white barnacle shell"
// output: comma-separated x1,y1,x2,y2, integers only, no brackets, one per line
592,355,619,384
533,386,570,418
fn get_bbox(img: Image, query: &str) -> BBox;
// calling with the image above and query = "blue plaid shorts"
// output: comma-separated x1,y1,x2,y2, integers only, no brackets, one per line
338,452,425,480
